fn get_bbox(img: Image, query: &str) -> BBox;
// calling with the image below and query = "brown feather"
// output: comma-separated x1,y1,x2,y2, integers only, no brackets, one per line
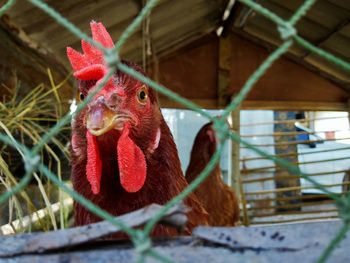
70,63,208,237
186,122,240,226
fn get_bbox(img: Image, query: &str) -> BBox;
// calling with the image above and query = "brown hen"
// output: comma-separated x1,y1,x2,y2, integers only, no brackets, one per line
186,122,239,226
68,21,208,237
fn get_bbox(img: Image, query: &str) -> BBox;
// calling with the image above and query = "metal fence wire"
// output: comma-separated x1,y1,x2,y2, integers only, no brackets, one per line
0,0,350,262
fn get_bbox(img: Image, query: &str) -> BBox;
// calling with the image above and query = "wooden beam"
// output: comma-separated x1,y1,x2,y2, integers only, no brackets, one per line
0,18,73,110
241,101,349,111
217,35,233,107
126,25,218,64
159,99,348,111
220,1,239,37
152,31,347,111
231,28,350,93
159,98,218,109
301,17,350,59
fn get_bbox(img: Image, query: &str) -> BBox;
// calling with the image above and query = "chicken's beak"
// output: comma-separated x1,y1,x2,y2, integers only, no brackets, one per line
86,104,129,136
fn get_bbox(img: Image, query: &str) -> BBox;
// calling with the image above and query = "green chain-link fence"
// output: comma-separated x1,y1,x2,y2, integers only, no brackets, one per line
0,0,350,262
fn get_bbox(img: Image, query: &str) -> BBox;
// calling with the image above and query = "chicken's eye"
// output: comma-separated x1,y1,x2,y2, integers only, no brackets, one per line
137,86,148,105
79,93,85,101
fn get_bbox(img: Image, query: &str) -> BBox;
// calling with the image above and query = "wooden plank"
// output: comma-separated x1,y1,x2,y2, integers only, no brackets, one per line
234,27,350,89
55,0,224,64
193,220,344,250
34,0,140,50
25,0,122,34
0,19,73,111
124,24,218,64
245,2,331,42
268,0,349,29
326,0,350,11
0,0,36,17
159,98,218,109
159,99,349,112
242,100,348,111
300,16,350,60
118,4,221,57
320,33,350,60
229,34,350,102
304,54,350,84
155,37,219,102
0,203,188,257
2,220,349,263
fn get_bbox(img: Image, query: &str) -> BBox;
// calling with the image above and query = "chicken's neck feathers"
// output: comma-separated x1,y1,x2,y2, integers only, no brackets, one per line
186,157,223,185
72,117,185,214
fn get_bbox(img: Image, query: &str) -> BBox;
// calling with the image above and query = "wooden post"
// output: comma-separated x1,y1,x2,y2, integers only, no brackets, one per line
230,109,241,194
231,108,249,225
348,99,350,126
218,34,247,225
217,35,233,107
274,111,301,212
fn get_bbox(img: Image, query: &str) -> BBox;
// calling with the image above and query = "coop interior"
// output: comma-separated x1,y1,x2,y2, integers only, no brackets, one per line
0,0,350,262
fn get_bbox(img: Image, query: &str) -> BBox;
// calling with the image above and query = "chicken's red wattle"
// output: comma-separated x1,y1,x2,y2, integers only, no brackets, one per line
86,131,102,194
86,123,147,194
117,122,147,193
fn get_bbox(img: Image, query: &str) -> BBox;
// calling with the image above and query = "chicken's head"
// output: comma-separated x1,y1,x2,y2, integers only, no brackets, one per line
191,122,218,161
67,21,161,194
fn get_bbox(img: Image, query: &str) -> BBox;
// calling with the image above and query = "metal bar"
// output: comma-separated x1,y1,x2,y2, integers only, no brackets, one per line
300,17,350,59
241,137,350,148
240,115,348,127
251,216,339,225
252,209,339,218
246,193,344,203
241,146,350,162
240,129,350,138
248,199,336,211
242,157,350,175
245,182,349,196
243,171,350,184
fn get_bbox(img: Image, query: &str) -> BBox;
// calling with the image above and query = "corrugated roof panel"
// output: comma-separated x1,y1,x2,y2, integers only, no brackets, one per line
269,0,349,29
226,0,350,92
9,0,228,63
242,23,307,58
320,33,350,59
338,23,350,38
305,54,350,83
44,1,140,52
2,0,227,66
326,0,350,11
1,0,349,92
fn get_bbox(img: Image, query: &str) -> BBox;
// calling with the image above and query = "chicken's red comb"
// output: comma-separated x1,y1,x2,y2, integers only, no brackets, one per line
67,21,114,81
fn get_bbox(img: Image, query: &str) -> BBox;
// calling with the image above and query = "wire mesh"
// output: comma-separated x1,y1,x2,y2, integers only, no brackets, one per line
0,0,350,262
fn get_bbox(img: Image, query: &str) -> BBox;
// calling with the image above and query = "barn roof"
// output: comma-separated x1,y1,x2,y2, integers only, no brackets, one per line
230,0,350,92
1,0,228,65
1,0,349,109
